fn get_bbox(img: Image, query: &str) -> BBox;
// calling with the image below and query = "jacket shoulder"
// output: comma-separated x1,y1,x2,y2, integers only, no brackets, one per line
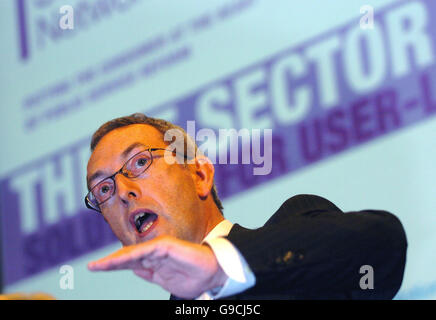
264,194,343,225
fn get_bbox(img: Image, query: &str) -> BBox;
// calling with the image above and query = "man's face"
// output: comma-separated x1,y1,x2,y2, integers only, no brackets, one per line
87,124,207,246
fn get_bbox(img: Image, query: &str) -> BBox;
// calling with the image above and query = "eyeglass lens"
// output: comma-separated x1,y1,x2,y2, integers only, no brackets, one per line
88,150,153,209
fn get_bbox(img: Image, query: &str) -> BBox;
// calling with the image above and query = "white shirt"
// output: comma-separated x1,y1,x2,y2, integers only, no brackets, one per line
197,219,256,300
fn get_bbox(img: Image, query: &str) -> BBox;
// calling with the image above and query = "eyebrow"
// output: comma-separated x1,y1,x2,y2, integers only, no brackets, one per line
87,142,147,190
121,142,146,159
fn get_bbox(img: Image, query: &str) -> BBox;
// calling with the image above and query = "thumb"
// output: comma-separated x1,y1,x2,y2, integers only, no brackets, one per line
133,268,153,281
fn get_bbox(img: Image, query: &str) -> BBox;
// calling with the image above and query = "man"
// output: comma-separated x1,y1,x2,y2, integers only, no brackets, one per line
86,113,407,299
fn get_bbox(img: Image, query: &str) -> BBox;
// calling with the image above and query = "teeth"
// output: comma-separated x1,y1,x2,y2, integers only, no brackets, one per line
140,221,154,233
133,212,155,233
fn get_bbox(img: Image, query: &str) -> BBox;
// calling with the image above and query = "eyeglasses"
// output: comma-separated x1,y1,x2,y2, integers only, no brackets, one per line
85,148,171,213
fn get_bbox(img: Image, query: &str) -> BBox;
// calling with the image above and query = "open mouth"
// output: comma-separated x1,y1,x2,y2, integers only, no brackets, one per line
132,211,158,235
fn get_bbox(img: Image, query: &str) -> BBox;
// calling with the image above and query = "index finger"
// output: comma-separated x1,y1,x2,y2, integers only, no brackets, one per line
87,242,156,271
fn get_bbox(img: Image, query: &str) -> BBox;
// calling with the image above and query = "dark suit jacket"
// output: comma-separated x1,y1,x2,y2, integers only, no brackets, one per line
172,194,407,300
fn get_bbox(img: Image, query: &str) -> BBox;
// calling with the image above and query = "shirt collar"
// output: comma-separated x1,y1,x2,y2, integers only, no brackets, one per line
202,219,233,243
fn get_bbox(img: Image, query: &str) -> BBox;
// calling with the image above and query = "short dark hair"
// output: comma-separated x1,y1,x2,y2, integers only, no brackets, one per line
90,113,224,214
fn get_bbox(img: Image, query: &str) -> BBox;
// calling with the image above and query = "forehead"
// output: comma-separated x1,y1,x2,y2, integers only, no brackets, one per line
87,124,166,173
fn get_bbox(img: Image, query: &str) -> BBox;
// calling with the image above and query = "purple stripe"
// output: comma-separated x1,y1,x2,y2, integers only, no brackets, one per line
16,0,29,60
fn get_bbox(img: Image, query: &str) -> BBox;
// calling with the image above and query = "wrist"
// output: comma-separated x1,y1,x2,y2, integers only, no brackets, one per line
203,244,228,291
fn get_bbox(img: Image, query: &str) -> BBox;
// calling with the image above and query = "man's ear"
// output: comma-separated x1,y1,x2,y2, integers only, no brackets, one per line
191,155,215,199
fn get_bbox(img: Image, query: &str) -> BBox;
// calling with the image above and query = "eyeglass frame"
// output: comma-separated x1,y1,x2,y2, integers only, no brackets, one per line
84,147,187,213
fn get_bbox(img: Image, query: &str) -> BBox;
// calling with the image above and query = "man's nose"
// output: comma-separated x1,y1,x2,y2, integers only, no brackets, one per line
114,174,141,206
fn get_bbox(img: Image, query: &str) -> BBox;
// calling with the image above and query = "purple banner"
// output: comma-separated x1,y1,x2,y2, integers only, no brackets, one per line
2,0,436,285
